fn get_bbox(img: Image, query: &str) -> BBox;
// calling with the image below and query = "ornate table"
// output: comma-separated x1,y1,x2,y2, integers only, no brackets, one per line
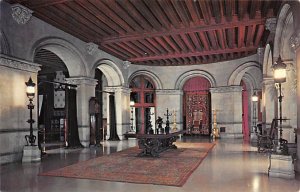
136,130,184,157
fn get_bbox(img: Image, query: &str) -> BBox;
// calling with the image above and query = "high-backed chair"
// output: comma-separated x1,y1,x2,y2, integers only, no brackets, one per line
257,119,278,153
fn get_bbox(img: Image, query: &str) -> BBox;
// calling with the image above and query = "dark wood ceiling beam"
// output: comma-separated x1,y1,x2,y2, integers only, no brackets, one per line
89,1,134,33
189,33,202,51
238,26,245,48
102,0,144,33
171,0,190,27
26,0,73,9
181,34,195,52
138,39,160,54
35,8,91,41
171,35,188,53
77,0,125,35
143,0,171,29
249,0,260,19
156,0,181,28
129,0,162,30
211,0,221,24
246,25,256,46
207,31,218,50
110,43,135,57
55,3,107,37
163,36,181,53
100,44,128,59
129,46,257,62
261,0,270,17
146,38,168,54
224,0,234,22
115,42,141,57
226,28,234,48
123,42,146,56
117,0,153,31
198,32,210,51
132,41,155,55
198,0,211,25
254,24,265,46
238,0,248,20
185,0,200,24
154,37,174,53
101,16,265,43
216,30,226,49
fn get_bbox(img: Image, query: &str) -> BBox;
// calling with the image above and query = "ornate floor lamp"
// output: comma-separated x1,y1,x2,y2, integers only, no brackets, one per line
130,101,135,132
25,77,36,146
252,91,258,134
273,55,287,149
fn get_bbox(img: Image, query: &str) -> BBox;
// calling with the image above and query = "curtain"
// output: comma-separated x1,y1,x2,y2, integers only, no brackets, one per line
108,94,119,141
66,88,82,148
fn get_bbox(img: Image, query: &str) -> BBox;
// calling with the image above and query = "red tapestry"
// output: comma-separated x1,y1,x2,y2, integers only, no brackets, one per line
185,93,210,135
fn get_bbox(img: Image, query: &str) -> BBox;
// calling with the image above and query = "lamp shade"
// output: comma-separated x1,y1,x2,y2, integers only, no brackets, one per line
25,77,35,99
273,56,287,83
252,92,258,102
130,101,135,106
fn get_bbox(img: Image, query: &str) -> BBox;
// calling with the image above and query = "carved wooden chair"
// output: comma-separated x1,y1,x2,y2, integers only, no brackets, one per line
257,118,278,153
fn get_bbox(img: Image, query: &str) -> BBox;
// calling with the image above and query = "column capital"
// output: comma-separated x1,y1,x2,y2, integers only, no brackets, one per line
104,86,131,94
265,18,277,33
156,89,183,95
210,86,242,93
11,4,33,24
86,42,98,55
262,77,275,85
65,77,98,86
0,54,41,72
290,31,300,51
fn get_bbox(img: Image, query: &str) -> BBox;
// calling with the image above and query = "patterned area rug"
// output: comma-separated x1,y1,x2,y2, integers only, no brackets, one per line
40,142,215,187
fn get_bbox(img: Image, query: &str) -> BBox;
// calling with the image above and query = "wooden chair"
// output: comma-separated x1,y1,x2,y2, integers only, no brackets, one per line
257,119,278,153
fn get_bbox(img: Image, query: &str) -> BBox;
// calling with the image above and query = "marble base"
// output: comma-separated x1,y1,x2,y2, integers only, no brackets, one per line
22,145,41,163
268,154,295,179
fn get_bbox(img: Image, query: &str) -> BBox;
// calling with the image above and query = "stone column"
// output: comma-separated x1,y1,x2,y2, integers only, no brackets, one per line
261,78,277,129
210,86,243,138
290,31,300,172
156,90,183,131
66,77,97,147
104,86,131,140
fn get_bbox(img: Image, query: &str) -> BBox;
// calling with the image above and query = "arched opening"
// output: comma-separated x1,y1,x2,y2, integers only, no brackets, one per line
183,76,211,136
129,75,156,134
35,48,80,150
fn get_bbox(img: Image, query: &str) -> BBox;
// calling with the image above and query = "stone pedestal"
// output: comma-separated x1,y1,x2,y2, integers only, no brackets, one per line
22,145,41,163
268,154,295,179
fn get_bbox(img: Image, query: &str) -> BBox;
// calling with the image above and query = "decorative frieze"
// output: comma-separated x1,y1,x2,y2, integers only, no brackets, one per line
265,18,277,33
65,77,98,86
123,61,131,69
11,4,33,24
290,32,300,51
156,89,183,95
0,54,41,72
209,86,242,93
86,42,98,55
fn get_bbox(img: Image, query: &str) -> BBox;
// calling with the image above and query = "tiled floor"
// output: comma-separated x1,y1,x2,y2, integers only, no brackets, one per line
1,137,299,192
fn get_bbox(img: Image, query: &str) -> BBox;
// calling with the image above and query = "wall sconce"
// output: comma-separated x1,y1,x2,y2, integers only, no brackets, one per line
25,77,36,146
252,91,258,133
130,101,135,132
273,55,287,149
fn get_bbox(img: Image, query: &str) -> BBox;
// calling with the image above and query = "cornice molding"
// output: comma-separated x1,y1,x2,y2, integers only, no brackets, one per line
210,86,242,93
0,54,41,72
65,77,98,86
11,4,33,24
105,86,131,94
156,89,183,95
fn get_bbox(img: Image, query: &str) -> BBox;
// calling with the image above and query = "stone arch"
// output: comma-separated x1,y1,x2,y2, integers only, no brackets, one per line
30,37,88,76
128,70,163,89
175,70,216,90
0,31,11,55
274,3,294,60
92,59,124,86
263,44,274,77
228,61,262,89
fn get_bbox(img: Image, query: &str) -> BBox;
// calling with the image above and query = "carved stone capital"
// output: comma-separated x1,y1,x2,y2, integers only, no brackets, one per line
290,32,300,51
210,86,242,93
65,77,98,86
265,18,277,33
123,61,131,69
257,47,265,56
86,42,98,55
11,4,33,24
0,54,41,72
156,89,183,95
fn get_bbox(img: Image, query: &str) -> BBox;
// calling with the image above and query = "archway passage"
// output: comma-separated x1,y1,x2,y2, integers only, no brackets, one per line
130,75,156,134
183,77,211,135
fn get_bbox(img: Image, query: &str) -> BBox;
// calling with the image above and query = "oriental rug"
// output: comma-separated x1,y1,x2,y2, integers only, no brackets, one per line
39,142,215,187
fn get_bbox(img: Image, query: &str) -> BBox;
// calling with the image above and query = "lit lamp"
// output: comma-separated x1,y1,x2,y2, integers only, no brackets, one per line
25,77,36,146
130,101,135,132
252,91,258,134
273,55,286,149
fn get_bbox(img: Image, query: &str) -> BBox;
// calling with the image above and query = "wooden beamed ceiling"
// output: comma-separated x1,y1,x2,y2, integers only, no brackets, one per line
7,0,281,66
